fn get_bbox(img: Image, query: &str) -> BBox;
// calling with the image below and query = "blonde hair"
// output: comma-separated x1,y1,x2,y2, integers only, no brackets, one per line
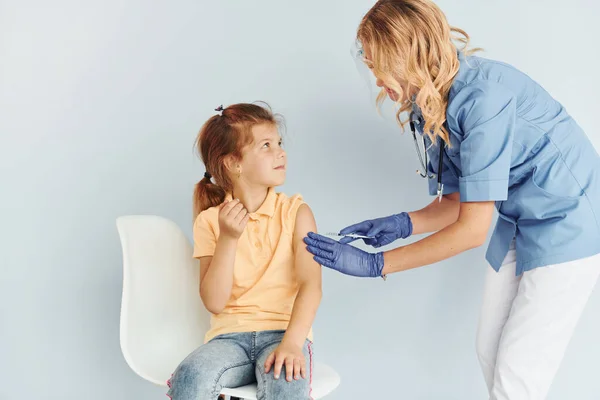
357,0,481,145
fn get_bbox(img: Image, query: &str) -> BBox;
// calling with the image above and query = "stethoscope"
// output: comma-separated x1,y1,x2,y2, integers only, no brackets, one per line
409,110,445,202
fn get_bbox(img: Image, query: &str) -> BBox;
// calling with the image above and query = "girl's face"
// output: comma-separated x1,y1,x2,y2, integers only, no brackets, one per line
236,123,287,187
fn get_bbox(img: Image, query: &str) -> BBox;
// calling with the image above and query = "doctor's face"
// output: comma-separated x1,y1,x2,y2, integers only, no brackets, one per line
363,47,410,103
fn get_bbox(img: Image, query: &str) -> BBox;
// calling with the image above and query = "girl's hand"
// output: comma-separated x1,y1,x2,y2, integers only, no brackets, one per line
218,199,249,239
264,341,306,382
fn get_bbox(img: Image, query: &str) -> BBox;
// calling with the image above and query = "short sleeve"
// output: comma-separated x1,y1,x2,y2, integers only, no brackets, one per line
192,211,217,258
448,81,516,202
281,194,305,235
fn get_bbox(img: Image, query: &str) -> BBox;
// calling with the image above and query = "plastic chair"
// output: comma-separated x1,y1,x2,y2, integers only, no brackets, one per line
116,215,341,399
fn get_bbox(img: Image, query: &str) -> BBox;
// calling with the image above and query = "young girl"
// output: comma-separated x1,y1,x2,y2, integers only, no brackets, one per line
167,103,322,400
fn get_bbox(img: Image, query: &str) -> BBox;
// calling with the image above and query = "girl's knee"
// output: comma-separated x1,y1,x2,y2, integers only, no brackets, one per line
167,361,217,399
257,370,310,400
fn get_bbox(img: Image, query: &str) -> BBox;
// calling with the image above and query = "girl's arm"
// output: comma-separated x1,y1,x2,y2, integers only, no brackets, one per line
264,204,322,381
198,237,237,314
199,199,249,314
283,204,323,347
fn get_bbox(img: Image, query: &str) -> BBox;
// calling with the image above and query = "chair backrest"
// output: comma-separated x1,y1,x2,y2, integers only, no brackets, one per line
116,215,211,385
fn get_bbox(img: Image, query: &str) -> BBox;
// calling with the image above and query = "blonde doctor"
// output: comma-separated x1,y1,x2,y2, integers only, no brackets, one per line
304,1,600,398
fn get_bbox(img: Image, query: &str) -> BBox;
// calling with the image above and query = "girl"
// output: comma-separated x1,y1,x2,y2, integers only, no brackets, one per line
304,1,600,399
168,102,322,400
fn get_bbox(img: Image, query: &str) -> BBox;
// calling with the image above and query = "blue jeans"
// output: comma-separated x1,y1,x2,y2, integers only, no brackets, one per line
167,330,313,400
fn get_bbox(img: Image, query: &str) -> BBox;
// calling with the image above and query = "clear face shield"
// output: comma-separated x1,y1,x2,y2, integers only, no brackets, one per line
350,39,383,106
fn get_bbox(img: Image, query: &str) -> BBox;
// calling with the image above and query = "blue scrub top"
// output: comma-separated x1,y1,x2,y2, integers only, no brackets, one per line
414,52,600,274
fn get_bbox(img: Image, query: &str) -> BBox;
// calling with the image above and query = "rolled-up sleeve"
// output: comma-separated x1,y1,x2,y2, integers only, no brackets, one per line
448,81,516,202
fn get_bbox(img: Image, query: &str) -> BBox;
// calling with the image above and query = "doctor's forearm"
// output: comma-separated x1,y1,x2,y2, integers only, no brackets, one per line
381,218,485,274
408,193,460,235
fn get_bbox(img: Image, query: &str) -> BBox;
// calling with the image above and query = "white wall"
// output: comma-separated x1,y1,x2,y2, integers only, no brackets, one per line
1,1,599,399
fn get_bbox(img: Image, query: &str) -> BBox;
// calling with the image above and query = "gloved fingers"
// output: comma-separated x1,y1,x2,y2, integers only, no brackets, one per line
375,236,397,248
303,236,337,253
339,236,358,244
364,237,379,246
339,221,371,236
366,225,386,238
313,256,337,270
305,242,335,260
306,232,338,245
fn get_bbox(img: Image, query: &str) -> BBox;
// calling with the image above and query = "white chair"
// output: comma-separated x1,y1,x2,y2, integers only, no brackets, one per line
116,215,340,399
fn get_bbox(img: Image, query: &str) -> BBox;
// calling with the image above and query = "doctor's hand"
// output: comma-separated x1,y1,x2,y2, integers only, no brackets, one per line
339,212,413,248
303,232,384,278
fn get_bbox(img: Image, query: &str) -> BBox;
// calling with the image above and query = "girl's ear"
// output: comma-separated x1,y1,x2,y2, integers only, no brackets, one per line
223,155,242,177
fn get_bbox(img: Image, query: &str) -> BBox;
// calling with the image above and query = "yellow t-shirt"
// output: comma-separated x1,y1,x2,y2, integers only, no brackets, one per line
193,188,313,343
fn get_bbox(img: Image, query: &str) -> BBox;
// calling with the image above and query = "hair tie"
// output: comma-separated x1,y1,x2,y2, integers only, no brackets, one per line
204,171,212,180
215,105,224,116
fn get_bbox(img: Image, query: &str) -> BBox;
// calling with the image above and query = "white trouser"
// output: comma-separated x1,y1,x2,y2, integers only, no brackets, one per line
476,244,600,400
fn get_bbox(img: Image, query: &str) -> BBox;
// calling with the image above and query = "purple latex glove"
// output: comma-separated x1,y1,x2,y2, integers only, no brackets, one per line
339,212,413,248
303,232,384,278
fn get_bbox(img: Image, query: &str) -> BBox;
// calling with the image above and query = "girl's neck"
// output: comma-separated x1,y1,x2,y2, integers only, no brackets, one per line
231,185,271,214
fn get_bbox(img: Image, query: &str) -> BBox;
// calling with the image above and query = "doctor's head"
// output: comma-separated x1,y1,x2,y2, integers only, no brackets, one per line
356,0,478,144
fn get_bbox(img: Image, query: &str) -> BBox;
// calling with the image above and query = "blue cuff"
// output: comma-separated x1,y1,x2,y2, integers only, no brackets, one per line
428,180,460,197
459,178,508,202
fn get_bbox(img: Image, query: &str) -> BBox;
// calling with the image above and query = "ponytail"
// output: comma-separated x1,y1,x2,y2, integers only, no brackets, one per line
193,172,226,219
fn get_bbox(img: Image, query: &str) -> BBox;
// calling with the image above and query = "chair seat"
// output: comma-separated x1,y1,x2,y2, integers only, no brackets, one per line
219,362,340,400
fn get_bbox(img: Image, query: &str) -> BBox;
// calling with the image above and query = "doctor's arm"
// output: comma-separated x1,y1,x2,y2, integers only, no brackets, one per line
382,200,495,274
408,192,461,235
